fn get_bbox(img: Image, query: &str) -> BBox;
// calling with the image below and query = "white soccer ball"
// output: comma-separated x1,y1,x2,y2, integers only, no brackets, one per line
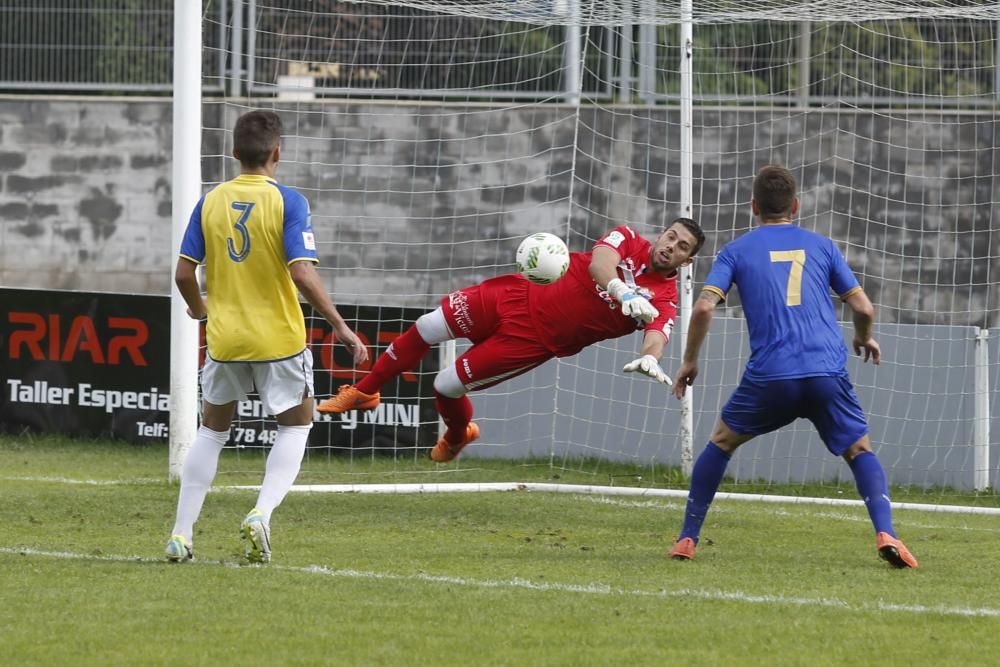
515,232,570,285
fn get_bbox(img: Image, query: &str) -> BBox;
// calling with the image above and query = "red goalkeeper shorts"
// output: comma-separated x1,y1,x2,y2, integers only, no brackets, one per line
441,274,554,392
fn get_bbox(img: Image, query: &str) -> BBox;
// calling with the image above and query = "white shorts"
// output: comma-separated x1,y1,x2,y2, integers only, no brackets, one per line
201,349,314,417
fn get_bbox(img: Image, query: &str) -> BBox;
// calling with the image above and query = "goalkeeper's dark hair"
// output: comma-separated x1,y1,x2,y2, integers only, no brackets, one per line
233,111,283,168
753,164,797,220
671,217,706,256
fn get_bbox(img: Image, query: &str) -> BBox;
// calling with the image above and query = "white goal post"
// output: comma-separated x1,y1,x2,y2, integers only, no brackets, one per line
171,0,1000,498
168,0,202,481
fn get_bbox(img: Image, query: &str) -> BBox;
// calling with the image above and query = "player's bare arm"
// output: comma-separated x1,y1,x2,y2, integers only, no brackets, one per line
289,260,369,364
588,245,623,288
671,289,722,398
640,329,666,360
844,289,880,365
174,257,207,320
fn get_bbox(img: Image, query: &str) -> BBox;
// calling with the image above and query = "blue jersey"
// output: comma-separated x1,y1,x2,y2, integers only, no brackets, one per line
703,224,861,380
179,174,318,362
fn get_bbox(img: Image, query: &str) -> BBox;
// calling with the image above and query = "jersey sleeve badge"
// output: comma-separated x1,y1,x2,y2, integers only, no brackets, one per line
603,230,626,248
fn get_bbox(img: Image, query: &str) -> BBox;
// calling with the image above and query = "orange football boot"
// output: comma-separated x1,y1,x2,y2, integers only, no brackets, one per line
430,422,480,463
316,385,380,414
876,532,919,569
669,537,697,560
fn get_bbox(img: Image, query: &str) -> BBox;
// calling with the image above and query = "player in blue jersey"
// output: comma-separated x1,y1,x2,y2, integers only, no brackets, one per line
165,111,369,564
668,165,917,568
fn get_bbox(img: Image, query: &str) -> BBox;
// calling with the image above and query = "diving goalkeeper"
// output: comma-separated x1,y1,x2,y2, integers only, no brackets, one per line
318,218,705,462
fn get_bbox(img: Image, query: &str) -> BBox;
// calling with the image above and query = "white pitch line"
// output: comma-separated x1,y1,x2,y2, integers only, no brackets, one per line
224,481,1000,517
2,546,998,619
8,474,1000,516
0,475,160,486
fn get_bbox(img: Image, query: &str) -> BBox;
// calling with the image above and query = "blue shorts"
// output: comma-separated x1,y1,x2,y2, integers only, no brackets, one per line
720,374,869,456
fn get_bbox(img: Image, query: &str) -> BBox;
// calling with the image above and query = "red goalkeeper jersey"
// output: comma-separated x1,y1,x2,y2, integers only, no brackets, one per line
526,225,678,357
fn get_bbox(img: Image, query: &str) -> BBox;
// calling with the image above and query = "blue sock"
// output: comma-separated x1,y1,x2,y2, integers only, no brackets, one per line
678,442,731,544
848,451,895,536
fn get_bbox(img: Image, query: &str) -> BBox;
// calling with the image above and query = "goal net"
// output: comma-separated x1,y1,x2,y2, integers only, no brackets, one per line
199,0,1000,499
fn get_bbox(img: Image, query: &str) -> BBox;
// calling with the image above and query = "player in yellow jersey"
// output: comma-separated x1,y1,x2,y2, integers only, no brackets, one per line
165,111,368,564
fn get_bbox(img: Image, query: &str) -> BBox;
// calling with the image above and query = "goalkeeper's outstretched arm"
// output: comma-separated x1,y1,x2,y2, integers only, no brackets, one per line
639,330,666,360
622,331,672,385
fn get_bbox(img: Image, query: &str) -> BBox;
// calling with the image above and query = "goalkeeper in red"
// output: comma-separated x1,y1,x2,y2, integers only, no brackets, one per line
318,218,705,462
669,165,917,568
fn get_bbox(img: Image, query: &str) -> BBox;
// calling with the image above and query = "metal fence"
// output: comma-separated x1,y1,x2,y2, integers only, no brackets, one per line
0,0,204,93
1,1,998,106
241,1,612,100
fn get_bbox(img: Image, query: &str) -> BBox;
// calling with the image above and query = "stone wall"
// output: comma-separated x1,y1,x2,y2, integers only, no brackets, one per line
0,97,173,294
3,96,998,325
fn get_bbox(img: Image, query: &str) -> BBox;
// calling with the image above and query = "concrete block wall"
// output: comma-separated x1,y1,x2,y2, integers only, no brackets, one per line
0,97,173,294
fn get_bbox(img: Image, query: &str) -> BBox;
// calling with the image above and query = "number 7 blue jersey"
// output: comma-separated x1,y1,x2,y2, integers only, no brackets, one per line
703,224,861,380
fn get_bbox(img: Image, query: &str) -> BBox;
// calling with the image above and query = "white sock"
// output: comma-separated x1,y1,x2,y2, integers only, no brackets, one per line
170,426,230,542
254,424,311,523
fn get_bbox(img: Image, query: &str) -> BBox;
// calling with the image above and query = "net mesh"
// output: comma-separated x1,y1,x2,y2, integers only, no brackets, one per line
371,1,1000,26
204,0,1000,496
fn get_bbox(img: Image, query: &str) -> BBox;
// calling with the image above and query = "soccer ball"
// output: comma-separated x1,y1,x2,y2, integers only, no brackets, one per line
515,232,570,285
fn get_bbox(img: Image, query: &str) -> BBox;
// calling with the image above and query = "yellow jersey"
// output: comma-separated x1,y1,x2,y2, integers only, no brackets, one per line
179,174,318,362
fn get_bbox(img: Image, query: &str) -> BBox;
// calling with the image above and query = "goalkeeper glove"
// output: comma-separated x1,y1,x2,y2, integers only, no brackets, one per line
606,278,659,324
623,354,672,385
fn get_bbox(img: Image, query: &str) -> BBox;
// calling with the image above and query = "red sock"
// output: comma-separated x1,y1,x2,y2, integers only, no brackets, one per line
355,325,431,395
434,390,473,444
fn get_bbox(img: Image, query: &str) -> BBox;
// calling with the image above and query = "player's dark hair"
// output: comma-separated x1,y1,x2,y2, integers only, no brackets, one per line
233,111,283,168
672,217,706,255
753,165,797,220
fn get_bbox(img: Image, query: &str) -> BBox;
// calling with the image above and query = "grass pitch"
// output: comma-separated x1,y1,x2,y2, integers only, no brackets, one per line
2,435,999,666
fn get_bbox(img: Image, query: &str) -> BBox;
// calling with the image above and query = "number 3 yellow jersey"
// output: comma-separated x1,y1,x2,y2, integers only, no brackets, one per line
179,174,318,362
